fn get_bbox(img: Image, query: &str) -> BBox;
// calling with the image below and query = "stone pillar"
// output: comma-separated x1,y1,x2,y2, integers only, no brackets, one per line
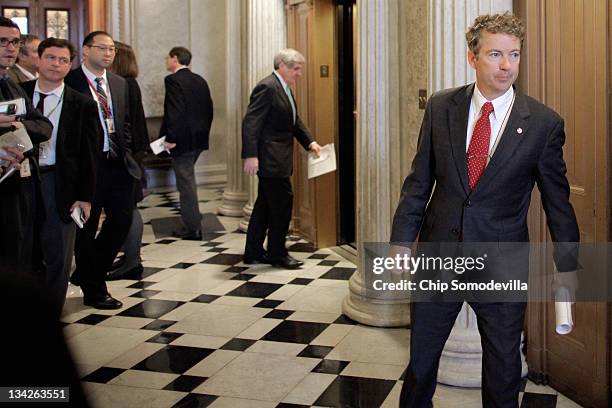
218,0,249,217
428,0,526,388
239,0,287,231
342,0,410,327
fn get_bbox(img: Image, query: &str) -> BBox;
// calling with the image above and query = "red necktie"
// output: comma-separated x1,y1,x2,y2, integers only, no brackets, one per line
467,101,494,190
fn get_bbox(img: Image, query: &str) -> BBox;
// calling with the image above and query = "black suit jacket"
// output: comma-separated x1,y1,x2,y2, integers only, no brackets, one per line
21,80,99,223
242,73,314,178
160,68,213,156
391,84,579,249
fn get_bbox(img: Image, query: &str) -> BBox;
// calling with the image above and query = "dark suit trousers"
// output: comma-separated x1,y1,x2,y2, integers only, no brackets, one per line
172,149,203,233
400,301,526,408
40,170,76,318
245,176,293,261
74,157,134,299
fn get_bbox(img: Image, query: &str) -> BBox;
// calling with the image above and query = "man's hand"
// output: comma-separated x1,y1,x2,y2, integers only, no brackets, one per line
163,142,176,151
552,269,578,302
1,145,24,171
70,201,92,222
0,114,22,129
244,157,259,176
309,142,322,158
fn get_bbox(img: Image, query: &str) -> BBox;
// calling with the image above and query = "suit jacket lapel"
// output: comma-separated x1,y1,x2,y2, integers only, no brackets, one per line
473,89,530,191
448,84,473,195
271,74,294,124
56,86,74,148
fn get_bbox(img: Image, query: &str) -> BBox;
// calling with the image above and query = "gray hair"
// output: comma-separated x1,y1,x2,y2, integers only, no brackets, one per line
273,48,305,69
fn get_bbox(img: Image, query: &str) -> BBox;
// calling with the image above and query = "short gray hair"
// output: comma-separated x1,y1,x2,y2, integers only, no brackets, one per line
273,48,305,69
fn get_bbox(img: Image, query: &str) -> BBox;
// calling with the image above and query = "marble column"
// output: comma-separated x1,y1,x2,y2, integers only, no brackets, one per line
218,0,249,217
239,0,287,231
342,0,410,327
428,0,527,388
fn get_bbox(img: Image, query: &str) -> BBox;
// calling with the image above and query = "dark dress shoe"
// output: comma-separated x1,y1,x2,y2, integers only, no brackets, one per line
272,255,304,269
172,229,202,240
83,294,123,310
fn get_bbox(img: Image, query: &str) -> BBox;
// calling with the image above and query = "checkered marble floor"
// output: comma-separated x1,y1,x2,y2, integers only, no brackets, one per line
61,186,584,408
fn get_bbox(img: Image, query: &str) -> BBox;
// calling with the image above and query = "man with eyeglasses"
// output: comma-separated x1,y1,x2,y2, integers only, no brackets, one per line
0,17,52,277
65,31,139,310
20,37,99,318
8,34,40,83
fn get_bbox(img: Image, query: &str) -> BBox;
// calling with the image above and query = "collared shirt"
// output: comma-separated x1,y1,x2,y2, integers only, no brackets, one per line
273,70,296,124
82,63,114,152
15,63,37,80
466,84,515,157
33,82,64,166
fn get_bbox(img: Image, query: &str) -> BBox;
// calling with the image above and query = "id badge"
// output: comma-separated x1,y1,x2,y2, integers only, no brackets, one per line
105,118,116,134
19,158,31,178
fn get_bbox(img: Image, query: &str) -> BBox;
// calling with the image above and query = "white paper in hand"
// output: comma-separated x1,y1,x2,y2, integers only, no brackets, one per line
70,207,85,229
308,143,336,179
150,136,167,155
554,286,573,335
0,98,26,115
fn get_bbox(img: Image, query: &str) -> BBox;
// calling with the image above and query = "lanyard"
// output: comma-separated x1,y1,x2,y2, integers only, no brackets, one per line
86,77,112,118
38,88,64,119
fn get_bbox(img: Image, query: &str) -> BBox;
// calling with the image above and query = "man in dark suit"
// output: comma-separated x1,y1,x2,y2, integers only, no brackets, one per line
21,38,99,318
160,46,213,240
0,17,52,276
242,49,321,269
8,34,39,83
65,31,139,310
391,13,579,408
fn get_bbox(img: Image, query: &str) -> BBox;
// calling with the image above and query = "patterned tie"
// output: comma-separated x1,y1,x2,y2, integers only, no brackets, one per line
467,101,494,190
36,92,47,115
94,77,119,159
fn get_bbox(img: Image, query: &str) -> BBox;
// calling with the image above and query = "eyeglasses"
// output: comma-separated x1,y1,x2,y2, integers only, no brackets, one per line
0,38,22,48
88,45,116,53
43,54,71,65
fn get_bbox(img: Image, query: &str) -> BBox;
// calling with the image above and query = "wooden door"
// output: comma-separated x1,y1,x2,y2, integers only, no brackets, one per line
286,0,338,248
2,0,86,49
516,1,610,407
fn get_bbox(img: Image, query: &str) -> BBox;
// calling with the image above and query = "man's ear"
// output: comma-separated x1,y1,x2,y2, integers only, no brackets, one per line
467,50,477,70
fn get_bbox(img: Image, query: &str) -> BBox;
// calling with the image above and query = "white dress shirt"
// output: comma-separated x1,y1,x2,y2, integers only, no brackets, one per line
33,82,65,166
82,64,114,152
15,63,37,80
466,85,515,158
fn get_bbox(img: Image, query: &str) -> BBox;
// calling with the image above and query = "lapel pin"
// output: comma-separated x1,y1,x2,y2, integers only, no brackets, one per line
517,128,523,134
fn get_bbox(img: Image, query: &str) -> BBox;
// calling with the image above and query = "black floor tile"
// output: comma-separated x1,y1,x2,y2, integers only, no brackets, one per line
156,239,178,245
137,267,166,280
226,282,283,298
220,338,257,351
171,393,218,408
76,314,110,325
254,299,283,309
146,331,184,344
201,232,225,241
520,392,557,408
130,289,162,299
223,266,249,273
163,375,207,392
206,247,225,253
318,260,339,266
171,263,195,269
127,281,157,289
264,309,294,319
262,320,329,344
118,299,184,319
289,278,313,285
276,404,310,408
82,367,125,383
334,315,358,325
298,345,334,359
142,319,176,331
231,273,255,281
133,345,215,374
320,267,356,280
308,254,329,260
314,375,396,408
202,254,245,265
287,242,316,252
191,294,220,303
311,359,349,374
201,241,222,247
